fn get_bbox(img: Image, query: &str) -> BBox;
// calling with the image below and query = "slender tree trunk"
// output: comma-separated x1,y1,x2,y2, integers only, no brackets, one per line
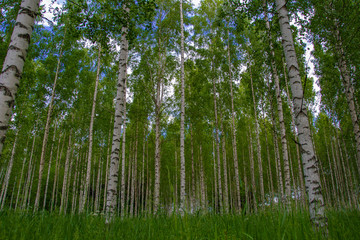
243,162,249,213
199,144,206,211
102,119,112,212
179,0,186,213
34,33,66,210
318,156,331,206
141,125,146,214
126,144,133,215
212,74,223,212
271,108,284,200
284,61,305,205
276,0,326,226
227,30,241,212
212,139,218,212
145,143,150,214
81,46,102,213
71,154,80,214
60,133,72,214
27,163,36,208
94,157,101,213
249,69,264,203
0,131,18,209
9,177,16,209
43,125,57,210
0,0,41,154
249,128,257,213
220,114,229,213
15,137,29,210
341,134,357,205
334,27,360,174
263,121,274,199
120,98,128,217
64,147,75,214
130,125,139,217
106,23,128,221
153,44,165,214
174,147,178,211
51,134,63,212
335,132,351,205
190,125,196,211
263,1,290,201
22,129,37,209
324,131,338,205
330,137,341,204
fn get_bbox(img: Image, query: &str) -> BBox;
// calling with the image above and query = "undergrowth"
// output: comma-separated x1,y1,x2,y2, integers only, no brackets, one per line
0,208,359,239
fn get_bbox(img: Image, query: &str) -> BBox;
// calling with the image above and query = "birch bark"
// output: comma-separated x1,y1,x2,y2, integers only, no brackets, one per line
106,24,128,221
179,0,186,213
334,26,360,175
81,46,102,213
249,68,264,203
60,133,72,214
263,1,291,200
0,131,18,209
275,0,326,226
227,28,241,212
0,0,41,154
34,34,66,211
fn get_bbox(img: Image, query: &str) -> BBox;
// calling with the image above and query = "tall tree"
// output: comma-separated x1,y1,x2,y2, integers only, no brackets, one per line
0,0,41,155
179,0,186,212
275,0,326,227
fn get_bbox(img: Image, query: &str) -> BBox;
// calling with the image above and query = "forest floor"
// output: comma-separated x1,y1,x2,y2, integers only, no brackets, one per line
0,208,359,239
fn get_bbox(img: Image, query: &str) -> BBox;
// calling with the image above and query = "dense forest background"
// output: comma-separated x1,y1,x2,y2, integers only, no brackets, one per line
0,0,359,230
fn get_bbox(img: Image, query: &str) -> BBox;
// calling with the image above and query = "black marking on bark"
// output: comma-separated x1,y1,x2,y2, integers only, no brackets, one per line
0,126,9,131
0,85,14,98
8,45,21,51
2,65,21,78
18,55,26,62
15,22,28,29
18,34,31,44
19,7,37,18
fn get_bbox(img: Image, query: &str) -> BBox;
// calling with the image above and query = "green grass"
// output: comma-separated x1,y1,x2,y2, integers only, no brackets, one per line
0,208,359,239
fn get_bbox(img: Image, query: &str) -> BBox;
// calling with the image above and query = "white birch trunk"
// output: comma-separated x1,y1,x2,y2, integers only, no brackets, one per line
249,128,257,212
0,0,41,154
43,124,57,209
227,28,241,212
334,27,360,175
179,0,186,213
130,125,139,217
120,102,127,217
249,69,264,203
220,114,229,213
60,133,72,214
81,45,102,213
190,125,196,210
276,0,326,226
51,134,63,211
34,34,66,210
15,137,29,210
106,23,128,221
263,1,291,200
0,131,18,209
199,144,206,211
22,129,36,209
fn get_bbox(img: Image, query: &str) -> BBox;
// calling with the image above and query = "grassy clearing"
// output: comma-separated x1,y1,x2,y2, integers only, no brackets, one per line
0,208,359,239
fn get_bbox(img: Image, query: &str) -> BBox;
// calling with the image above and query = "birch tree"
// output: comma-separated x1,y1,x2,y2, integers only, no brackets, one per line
275,0,326,227
0,0,41,155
